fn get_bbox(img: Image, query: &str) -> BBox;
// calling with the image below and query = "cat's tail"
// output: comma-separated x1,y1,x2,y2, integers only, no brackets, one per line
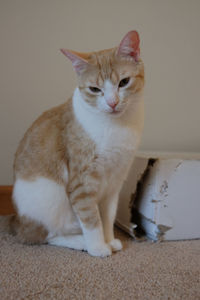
0,214,48,245
0,214,17,235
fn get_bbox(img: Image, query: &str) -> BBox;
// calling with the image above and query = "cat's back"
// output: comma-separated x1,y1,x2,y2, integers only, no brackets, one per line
14,98,72,182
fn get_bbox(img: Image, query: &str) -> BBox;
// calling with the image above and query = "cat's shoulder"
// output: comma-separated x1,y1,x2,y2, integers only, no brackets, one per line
15,98,73,158
23,98,72,137
35,98,72,126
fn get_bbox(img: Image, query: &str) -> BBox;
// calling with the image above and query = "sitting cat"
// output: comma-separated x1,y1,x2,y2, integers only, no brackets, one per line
11,31,144,257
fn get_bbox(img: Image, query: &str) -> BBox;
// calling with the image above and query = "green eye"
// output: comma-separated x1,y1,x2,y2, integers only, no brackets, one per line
119,77,130,88
89,86,101,93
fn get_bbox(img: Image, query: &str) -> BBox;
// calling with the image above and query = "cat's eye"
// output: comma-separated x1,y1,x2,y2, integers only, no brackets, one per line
89,86,101,93
119,77,130,88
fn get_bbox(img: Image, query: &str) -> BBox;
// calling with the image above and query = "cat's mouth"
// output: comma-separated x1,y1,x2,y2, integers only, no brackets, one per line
109,108,124,116
110,103,128,116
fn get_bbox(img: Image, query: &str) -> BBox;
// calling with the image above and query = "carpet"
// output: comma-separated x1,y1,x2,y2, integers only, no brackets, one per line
0,216,199,300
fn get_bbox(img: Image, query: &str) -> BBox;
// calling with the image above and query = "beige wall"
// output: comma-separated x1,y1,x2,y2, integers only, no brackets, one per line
0,0,200,184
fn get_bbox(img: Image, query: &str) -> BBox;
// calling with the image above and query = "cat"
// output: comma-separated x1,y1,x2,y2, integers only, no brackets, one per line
11,30,144,257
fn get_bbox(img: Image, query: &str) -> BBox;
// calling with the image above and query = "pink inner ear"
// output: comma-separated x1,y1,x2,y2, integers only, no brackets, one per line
117,31,140,62
60,49,89,73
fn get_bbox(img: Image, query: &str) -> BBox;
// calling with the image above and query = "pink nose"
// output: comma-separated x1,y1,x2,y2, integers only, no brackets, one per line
108,101,117,109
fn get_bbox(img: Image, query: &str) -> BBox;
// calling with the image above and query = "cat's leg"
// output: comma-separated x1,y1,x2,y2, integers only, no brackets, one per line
48,235,86,251
99,193,123,252
70,190,112,257
76,204,112,257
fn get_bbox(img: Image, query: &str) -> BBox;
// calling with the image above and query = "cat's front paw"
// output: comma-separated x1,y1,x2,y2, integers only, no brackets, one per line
87,243,112,258
109,239,123,252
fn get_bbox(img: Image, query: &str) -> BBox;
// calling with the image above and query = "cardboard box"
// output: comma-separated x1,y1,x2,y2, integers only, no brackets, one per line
116,153,200,241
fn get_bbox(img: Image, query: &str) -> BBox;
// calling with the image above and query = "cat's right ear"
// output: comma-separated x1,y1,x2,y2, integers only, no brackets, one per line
117,31,140,62
60,49,89,73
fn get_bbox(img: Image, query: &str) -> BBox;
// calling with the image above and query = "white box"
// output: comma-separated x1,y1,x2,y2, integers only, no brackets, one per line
116,153,200,241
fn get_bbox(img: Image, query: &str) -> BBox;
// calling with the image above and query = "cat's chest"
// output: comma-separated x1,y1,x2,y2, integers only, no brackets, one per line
94,125,137,159
98,127,136,172
80,113,138,173
95,127,137,196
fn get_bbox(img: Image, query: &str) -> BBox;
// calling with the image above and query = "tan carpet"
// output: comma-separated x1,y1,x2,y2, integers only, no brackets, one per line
0,217,200,300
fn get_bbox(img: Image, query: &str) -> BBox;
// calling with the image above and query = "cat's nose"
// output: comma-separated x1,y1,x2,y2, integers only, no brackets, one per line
108,101,118,109
106,94,119,110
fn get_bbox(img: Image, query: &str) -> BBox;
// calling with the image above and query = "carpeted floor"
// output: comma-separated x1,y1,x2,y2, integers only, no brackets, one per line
0,217,200,300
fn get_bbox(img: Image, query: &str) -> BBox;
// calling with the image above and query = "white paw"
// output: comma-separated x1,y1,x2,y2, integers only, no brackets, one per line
87,243,112,257
109,239,123,252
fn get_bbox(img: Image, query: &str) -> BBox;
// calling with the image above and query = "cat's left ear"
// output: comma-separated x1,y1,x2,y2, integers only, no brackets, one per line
60,49,89,73
117,31,140,62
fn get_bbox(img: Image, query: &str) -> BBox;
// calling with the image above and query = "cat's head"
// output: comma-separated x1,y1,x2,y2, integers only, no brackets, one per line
61,31,144,116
